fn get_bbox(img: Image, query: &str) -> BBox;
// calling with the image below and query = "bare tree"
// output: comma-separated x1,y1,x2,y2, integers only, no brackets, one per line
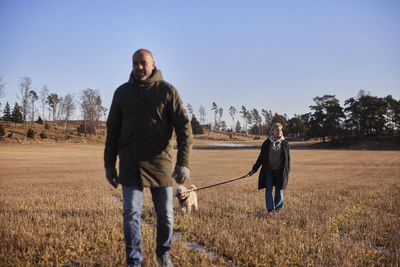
186,103,193,120
211,102,218,129
63,94,75,131
261,109,273,135
251,108,262,135
56,96,64,123
245,110,252,132
47,93,60,126
229,106,237,131
80,88,106,135
47,98,51,125
28,90,38,124
218,107,223,126
251,108,262,126
17,77,32,125
40,85,49,122
198,105,206,125
240,106,247,132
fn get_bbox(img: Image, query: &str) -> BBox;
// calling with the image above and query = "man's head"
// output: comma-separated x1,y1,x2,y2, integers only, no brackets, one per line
132,49,155,81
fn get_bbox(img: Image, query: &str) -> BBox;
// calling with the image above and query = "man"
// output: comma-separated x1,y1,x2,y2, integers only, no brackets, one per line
104,49,192,267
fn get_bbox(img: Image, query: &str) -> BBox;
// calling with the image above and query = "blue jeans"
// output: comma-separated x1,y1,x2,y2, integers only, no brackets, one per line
122,185,174,265
265,169,284,211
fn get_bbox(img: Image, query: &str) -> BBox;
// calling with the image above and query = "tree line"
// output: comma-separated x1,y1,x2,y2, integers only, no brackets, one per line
187,90,399,141
1,76,399,141
0,76,106,135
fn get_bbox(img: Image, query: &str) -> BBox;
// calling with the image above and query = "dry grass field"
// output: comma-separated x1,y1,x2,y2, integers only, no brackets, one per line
0,143,399,266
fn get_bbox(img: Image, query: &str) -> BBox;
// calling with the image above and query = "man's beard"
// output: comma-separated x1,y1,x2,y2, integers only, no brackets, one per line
134,71,151,81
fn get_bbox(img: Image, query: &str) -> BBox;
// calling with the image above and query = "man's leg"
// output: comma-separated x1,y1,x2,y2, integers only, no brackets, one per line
150,187,174,259
122,185,143,266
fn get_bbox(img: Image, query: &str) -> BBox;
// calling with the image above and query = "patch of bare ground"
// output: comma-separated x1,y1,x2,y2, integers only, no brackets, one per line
0,123,262,145
0,121,106,144
0,144,399,266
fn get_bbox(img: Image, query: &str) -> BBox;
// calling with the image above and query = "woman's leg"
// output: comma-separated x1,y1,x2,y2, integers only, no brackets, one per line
274,189,284,211
264,169,275,211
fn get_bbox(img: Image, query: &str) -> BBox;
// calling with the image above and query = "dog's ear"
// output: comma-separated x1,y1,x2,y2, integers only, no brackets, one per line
189,184,197,191
174,187,180,197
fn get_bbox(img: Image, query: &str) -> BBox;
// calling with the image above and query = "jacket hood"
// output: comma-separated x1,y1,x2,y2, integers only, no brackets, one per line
128,69,163,86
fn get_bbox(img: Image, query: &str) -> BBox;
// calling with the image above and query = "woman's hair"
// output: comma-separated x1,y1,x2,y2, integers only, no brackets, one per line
269,122,283,135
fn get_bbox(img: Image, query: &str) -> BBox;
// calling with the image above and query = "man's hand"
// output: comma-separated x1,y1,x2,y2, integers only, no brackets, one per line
172,165,190,184
105,167,118,189
248,169,255,176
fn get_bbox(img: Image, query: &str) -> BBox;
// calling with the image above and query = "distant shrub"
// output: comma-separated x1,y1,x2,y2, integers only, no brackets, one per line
44,123,50,130
191,116,204,135
0,126,5,137
27,128,35,138
40,131,47,139
202,124,211,130
36,116,43,124
77,123,96,135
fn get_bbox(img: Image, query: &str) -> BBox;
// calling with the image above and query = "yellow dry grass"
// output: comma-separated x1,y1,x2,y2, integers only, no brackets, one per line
0,143,399,266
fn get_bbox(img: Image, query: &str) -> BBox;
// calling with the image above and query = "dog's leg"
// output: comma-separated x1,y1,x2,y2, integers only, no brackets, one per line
193,199,198,212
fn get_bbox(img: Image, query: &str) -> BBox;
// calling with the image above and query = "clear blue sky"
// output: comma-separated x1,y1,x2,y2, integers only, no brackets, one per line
1,0,399,125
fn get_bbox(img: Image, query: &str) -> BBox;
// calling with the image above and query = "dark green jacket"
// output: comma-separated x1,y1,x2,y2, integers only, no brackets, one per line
251,139,290,190
104,69,193,187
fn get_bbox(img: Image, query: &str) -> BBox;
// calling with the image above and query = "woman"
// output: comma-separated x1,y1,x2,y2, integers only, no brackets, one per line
249,123,290,212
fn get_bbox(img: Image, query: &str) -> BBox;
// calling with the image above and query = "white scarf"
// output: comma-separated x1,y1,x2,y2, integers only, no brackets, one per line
269,135,285,152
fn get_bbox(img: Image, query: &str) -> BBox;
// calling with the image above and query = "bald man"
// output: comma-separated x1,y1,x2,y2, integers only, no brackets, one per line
104,49,193,267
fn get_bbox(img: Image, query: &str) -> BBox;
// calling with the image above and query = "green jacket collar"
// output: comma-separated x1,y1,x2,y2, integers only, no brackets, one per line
128,69,163,87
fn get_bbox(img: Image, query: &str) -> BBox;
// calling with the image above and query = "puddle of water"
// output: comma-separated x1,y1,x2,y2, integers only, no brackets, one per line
111,195,123,202
373,246,393,255
207,142,249,147
172,231,182,241
339,235,394,256
174,231,240,266
111,206,240,265
172,231,240,267
185,241,230,262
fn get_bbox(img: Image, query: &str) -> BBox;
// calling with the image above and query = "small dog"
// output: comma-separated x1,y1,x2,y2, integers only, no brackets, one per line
175,184,198,214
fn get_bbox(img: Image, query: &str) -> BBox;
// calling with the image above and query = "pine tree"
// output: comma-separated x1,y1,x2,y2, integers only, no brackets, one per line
235,120,242,133
11,103,23,125
2,102,12,122
191,115,204,135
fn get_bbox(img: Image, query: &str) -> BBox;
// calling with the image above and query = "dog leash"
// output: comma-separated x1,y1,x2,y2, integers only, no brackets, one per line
190,173,250,192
